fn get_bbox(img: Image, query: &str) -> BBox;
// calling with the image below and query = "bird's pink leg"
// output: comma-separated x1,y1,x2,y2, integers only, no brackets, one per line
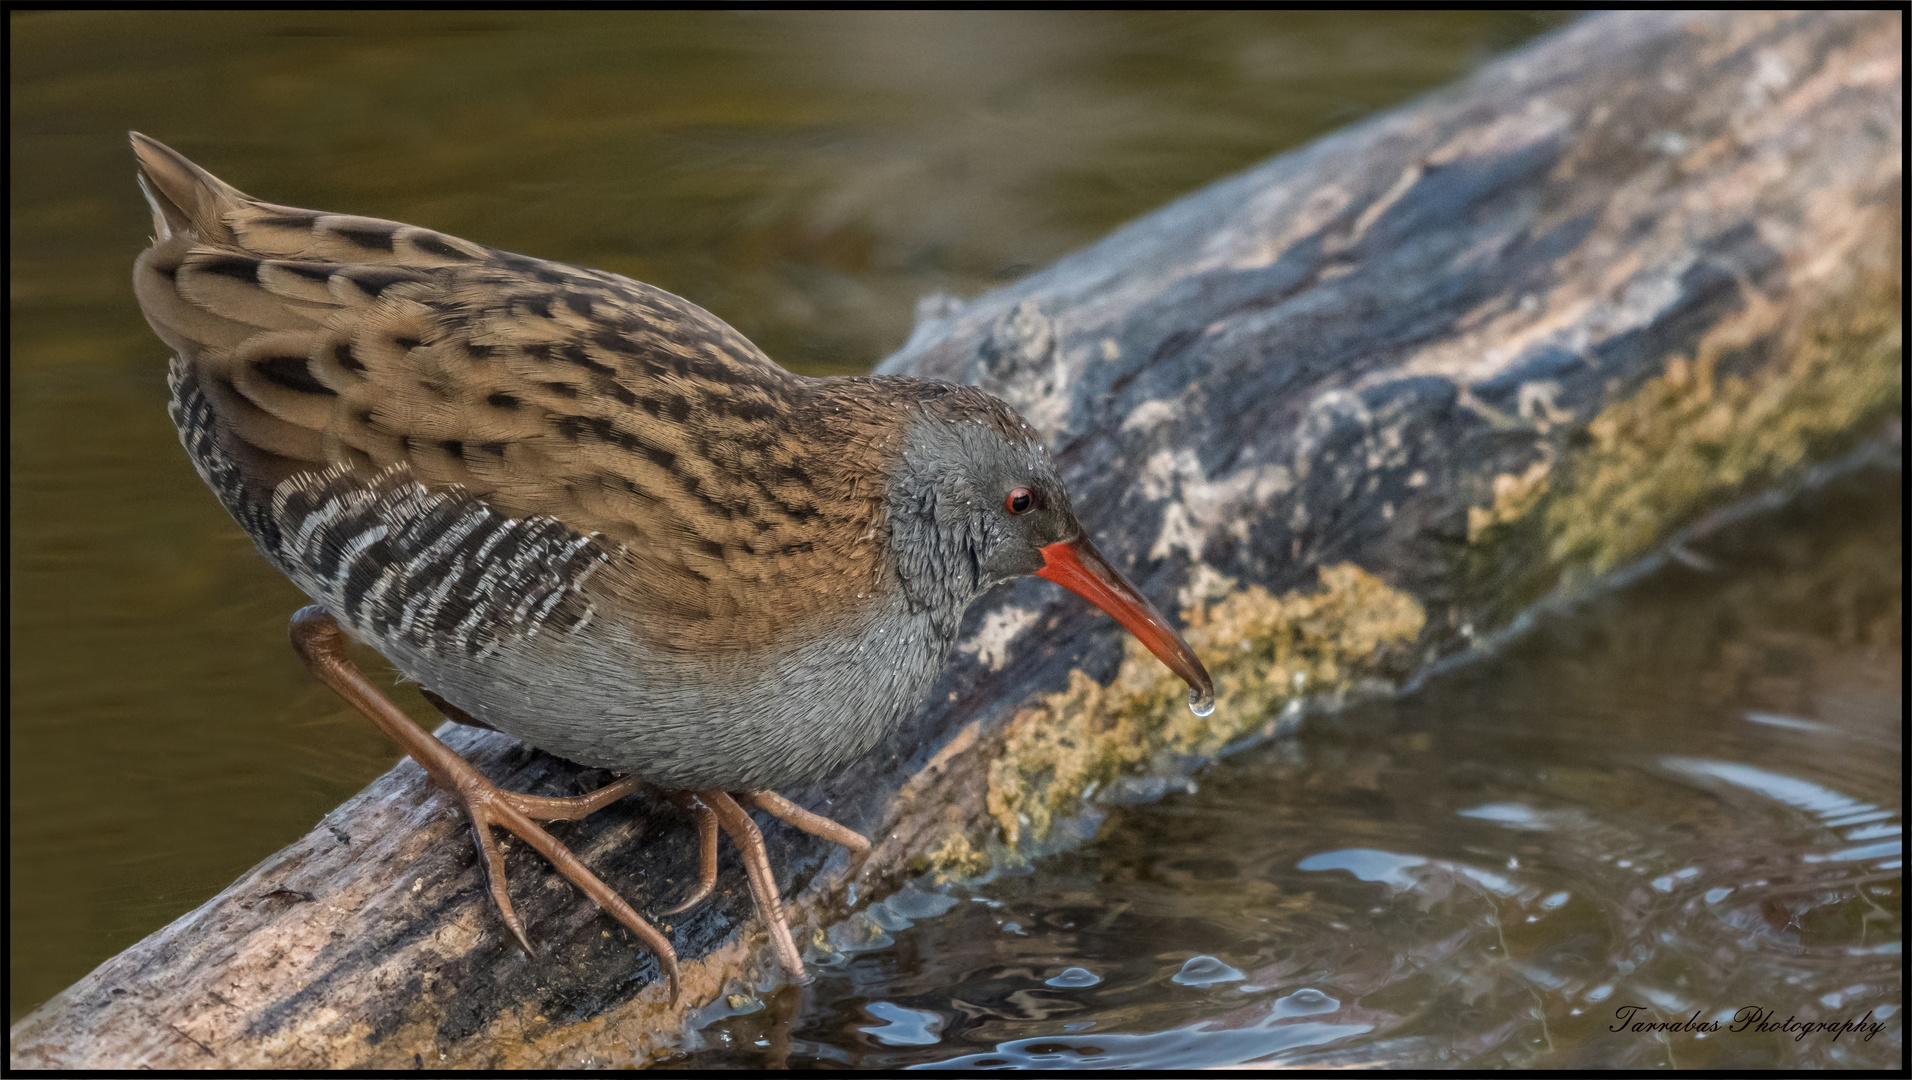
699,790,808,981
291,606,679,1002
655,788,870,923
740,790,871,852
659,792,720,916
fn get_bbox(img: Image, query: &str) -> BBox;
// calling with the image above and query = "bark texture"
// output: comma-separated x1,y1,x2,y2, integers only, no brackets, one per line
11,8,1901,1068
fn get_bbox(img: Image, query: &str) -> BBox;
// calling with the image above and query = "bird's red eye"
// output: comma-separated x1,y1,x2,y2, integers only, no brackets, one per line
1006,487,1035,515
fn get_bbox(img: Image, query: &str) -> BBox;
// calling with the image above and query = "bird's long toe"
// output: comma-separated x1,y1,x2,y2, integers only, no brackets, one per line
462,783,682,1002
701,790,809,983
660,792,720,916
741,790,871,853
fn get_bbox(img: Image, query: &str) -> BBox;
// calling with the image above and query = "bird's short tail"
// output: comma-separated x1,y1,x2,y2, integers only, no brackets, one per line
129,131,250,243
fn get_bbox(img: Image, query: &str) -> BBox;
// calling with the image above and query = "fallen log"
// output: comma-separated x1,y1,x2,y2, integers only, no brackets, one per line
11,8,1900,1068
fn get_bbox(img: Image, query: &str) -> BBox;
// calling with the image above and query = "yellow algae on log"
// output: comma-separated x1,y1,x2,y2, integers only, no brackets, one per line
1468,459,1553,543
985,563,1425,847
1546,275,1902,577
917,830,991,883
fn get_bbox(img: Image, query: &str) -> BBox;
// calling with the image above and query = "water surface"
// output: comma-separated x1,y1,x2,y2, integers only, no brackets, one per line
672,476,1901,1068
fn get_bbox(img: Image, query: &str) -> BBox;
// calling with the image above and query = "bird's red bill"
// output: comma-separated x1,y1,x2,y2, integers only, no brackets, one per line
1036,536,1215,714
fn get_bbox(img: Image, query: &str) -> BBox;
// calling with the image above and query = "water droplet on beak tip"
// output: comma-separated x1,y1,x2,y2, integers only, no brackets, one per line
1188,688,1215,717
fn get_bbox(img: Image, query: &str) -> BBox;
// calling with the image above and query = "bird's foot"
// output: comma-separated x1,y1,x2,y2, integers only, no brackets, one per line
658,791,720,916
744,790,873,854
660,790,870,917
289,606,680,1002
658,788,870,982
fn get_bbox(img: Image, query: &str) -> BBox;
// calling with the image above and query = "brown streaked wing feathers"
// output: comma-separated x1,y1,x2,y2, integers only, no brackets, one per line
130,133,899,651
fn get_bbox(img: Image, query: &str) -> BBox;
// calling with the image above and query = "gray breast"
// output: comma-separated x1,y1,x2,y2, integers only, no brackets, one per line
417,591,952,790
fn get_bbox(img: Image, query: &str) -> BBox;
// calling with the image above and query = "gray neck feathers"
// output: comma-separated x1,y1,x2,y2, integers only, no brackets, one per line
884,416,1002,638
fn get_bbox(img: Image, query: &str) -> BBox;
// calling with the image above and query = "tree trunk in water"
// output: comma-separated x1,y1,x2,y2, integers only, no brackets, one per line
11,8,1901,1069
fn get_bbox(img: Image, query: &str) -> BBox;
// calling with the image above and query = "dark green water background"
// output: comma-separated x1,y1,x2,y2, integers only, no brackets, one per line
10,11,1898,1068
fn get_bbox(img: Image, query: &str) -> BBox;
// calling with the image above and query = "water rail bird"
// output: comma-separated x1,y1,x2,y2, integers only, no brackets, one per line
129,132,1213,1000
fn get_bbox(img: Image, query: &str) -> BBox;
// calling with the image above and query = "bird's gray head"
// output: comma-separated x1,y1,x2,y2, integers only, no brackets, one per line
887,389,1076,615
882,383,1215,715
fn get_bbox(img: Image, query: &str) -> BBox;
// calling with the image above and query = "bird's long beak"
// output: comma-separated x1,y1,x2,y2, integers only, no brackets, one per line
1036,535,1216,715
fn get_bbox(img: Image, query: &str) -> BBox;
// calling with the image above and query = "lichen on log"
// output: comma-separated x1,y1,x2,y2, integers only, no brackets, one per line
11,8,1901,1069
980,563,1425,852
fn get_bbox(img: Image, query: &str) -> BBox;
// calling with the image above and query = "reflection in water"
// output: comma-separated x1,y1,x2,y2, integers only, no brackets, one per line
1045,966,1101,988
1171,956,1246,987
860,1001,946,1047
676,476,1901,1068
